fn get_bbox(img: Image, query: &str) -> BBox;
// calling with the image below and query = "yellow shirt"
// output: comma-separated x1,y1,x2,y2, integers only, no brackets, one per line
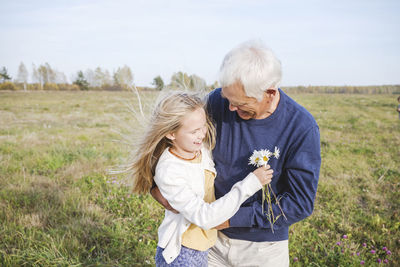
181,154,217,251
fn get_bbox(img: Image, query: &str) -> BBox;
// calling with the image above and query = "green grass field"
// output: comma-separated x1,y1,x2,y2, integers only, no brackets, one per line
1,91,399,266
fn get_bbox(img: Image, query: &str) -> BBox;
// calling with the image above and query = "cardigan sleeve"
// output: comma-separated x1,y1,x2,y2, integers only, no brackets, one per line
154,160,262,230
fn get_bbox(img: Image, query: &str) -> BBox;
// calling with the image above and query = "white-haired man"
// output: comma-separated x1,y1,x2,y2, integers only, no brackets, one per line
152,40,321,266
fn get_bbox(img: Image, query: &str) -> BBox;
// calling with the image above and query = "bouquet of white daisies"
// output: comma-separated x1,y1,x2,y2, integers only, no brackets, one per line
248,147,287,232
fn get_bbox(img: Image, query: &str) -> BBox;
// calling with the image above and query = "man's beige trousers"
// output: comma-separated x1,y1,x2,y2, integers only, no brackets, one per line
208,232,289,267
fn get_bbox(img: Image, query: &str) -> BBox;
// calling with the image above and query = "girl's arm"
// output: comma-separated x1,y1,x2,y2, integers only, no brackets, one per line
150,186,179,214
154,161,270,230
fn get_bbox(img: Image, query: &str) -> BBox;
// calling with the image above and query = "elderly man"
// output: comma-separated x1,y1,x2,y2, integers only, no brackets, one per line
152,40,321,266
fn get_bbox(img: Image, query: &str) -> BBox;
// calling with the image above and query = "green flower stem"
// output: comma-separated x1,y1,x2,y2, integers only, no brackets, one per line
269,184,287,221
262,187,265,214
265,184,275,232
259,163,287,233
263,183,287,233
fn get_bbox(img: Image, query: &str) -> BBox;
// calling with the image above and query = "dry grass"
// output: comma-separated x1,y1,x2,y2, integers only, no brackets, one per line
1,91,399,266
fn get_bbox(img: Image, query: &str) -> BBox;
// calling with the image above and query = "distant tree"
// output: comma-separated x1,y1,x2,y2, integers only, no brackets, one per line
189,74,207,91
31,64,41,89
169,71,208,91
93,67,103,87
114,65,133,89
55,70,67,84
84,68,96,87
152,75,164,90
92,67,104,87
37,65,48,87
93,67,113,88
16,62,29,91
73,71,89,90
170,71,191,90
0,67,12,83
112,72,119,87
31,62,65,88
39,65,47,83
45,63,56,83
103,69,113,85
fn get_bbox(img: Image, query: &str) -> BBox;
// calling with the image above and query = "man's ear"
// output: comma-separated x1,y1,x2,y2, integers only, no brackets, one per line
166,133,175,140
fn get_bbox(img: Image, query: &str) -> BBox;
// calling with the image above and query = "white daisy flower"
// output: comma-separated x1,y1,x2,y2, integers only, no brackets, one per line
248,150,262,166
273,146,280,159
258,149,272,166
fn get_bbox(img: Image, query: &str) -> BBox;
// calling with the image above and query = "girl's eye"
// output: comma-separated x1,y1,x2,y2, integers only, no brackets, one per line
190,125,206,134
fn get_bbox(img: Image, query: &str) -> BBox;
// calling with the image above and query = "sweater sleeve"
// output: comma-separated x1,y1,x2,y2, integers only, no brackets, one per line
154,162,263,230
229,126,321,230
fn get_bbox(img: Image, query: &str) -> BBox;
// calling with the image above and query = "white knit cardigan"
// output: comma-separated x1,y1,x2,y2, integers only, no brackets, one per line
154,147,262,264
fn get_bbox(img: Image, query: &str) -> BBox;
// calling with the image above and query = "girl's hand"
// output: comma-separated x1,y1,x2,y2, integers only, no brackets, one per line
253,165,273,186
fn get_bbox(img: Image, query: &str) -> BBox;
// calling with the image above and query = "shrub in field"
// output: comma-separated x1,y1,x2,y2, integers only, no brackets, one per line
58,83,80,91
27,83,41,90
43,83,59,90
0,81,17,90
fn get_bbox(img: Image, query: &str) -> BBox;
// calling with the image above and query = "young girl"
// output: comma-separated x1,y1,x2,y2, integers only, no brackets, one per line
130,92,273,266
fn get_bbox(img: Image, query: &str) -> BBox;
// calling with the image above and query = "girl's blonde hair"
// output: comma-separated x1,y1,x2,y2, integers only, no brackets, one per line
130,91,215,194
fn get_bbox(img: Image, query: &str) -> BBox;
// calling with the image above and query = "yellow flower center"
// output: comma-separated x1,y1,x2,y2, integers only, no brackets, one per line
263,156,269,161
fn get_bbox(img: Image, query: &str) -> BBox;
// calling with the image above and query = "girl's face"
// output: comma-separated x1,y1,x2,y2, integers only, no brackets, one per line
167,107,207,159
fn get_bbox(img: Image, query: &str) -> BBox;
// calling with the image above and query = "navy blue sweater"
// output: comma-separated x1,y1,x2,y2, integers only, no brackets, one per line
207,88,321,242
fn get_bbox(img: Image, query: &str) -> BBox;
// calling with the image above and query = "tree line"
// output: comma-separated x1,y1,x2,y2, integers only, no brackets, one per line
283,85,400,95
0,62,216,92
1,63,399,94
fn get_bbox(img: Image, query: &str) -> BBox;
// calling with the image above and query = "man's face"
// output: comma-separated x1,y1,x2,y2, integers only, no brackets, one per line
221,82,262,120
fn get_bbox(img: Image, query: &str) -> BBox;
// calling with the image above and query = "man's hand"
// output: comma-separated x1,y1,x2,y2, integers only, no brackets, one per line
214,220,230,230
150,186,179,214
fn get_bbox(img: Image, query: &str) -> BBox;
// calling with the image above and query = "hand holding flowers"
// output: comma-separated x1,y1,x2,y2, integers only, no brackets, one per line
252,164,274,186
249,147,286,232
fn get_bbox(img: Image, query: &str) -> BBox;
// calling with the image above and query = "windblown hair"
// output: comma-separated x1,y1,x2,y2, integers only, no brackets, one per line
130,91,216,194
219,40,282,101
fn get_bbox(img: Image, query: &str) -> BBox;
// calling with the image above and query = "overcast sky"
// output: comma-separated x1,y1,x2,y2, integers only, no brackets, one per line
1,0,399,86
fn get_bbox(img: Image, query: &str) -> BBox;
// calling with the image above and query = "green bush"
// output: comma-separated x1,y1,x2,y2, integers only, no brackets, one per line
0,81,17,90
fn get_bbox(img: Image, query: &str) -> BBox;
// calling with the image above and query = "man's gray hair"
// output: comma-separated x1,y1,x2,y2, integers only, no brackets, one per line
219,40,282,101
